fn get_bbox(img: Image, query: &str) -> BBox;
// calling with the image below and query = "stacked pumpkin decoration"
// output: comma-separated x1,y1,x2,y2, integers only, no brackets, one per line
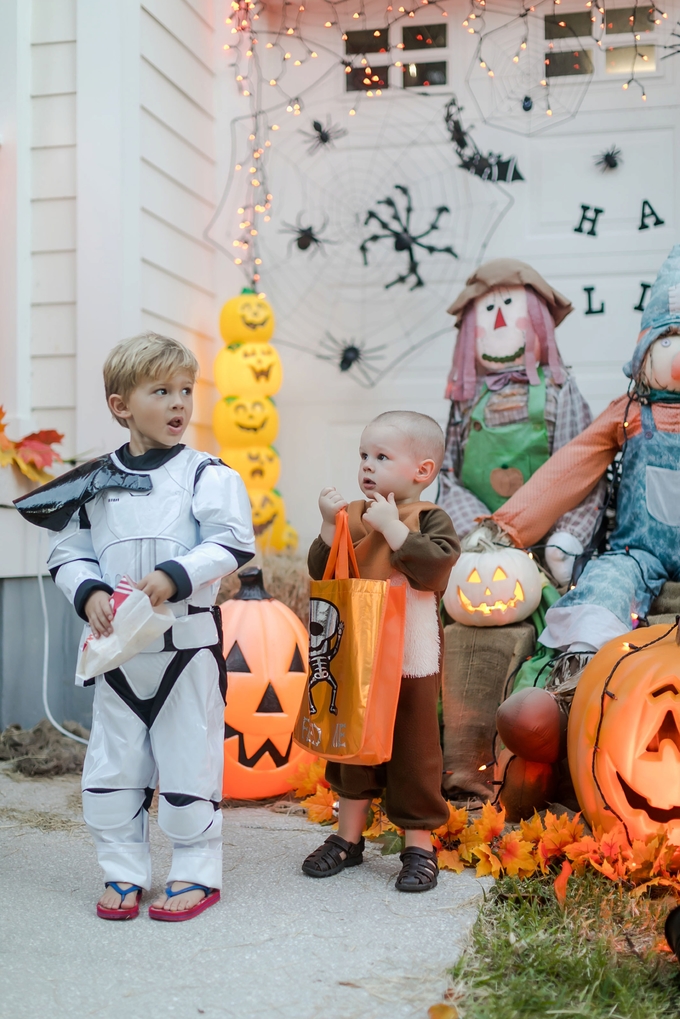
220,567,315,799
568,623,680,844
213,289,297,553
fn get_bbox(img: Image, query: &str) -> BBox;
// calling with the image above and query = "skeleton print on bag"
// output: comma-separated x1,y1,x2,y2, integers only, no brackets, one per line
307,598,344,716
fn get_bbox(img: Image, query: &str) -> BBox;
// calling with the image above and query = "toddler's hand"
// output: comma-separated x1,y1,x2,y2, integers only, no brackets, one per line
362,492,409,551
85,590,114,638
319,487,348,525
137,570,177,607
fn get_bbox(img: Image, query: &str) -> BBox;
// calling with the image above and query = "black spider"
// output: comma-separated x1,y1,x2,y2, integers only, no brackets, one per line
279,213,335,255
317,333,386,386
299,116,348,155
445,97,523,183
359,184,457,290
595,146,622,172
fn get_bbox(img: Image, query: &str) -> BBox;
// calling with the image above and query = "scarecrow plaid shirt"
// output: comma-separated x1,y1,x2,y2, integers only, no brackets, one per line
438,372,605,546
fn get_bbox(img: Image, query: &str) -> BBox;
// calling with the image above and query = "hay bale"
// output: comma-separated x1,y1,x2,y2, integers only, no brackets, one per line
0,719,89,777
217,553,309,624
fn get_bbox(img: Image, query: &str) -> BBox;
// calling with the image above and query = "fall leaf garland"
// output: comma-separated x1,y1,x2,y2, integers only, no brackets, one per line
0,406,63,483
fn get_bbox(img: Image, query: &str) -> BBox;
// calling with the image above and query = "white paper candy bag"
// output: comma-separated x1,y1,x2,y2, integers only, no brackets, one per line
76,576,175,682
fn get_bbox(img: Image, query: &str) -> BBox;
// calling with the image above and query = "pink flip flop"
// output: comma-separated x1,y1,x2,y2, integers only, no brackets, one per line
148,884,220,922
96,882,143,920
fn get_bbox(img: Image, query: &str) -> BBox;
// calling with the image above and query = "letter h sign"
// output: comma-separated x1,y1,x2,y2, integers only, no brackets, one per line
574,205,604,237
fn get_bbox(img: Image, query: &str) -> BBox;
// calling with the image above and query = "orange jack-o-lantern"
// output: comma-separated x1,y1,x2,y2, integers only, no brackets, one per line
213,396,279,449
220,446,280,490
568,624,680,844
443,549,542,627
248,488,298,553
219,289,275,346
214,343,283,399
221,567,314,799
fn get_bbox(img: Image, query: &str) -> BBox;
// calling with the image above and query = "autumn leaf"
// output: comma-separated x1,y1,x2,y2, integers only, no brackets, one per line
538,812,584,869
456,823,484,862
438,848,465,874
519,811,545,845
20,429,64,446
554,859,572,908
302,784,336,825
473,801,506,843
16,437,61,470
379,829,405,856
565,835,601,867
288,757,327,798
428,1005,458,1019
433,803,469,840
599,823,629,860
498,831,537,878
363,800,400,840
473,843,503,878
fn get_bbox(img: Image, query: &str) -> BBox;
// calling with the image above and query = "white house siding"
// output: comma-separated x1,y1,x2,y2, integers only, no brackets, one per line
139,0,220,455
30,0,77,457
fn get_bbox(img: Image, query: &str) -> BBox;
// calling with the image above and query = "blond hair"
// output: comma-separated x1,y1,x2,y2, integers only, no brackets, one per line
370,410,445,471
104,333,199,427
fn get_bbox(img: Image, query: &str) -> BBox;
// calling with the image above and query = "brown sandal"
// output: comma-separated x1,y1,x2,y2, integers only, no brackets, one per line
395,846,439,892
302,834,365,878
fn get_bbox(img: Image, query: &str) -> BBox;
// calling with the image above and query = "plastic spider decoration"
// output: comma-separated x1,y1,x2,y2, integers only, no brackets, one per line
279,214,334,256
299,117,348,155
317,333,386,386
360,184,457,291
444,97,523,183
594,146,622,172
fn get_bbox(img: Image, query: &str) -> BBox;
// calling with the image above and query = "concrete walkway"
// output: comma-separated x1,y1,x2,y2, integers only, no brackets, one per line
0,765,489,1019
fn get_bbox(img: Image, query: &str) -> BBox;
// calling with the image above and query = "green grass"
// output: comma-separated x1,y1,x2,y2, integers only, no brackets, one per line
451,873,680,1019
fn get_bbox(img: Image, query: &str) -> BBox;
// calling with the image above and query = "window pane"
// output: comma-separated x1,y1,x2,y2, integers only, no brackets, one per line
344,29,389,54
544,49,594,76
401,23,447,49
605,44,656,72
544,12,593,39
402,60,447,87
605,6,656,33
346,65,389,91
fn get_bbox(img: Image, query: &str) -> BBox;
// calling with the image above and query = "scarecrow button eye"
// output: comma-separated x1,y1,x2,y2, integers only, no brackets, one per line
492,567,508,581
467,568,482,583
486,304,494,312
225,641,251,672
310,622,324,636
661,339,672,348
504,298,512,306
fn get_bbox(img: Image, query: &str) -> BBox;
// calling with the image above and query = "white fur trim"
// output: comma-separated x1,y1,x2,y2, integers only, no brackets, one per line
390,571,440,677
669,284,680,314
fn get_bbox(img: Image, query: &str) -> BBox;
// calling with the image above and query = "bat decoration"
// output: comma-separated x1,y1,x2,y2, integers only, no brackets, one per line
594,146,622,172
444,97,524,183
360,184,457,290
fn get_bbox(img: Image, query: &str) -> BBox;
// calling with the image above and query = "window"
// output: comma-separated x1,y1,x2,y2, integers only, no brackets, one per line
402,60,447,87
401,23,447,49
544,12,593,39
605,44,656,72
344,29,389,54
346,65,389,91
604,6,656,34
544,49,594,76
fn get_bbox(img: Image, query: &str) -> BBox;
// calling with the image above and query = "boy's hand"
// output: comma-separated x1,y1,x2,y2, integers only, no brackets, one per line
85,590,114,638
362,492,409,551
137,570,177,607
319,487,348,547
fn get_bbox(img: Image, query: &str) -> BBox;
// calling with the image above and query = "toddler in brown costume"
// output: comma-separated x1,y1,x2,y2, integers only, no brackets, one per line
302,411,460,892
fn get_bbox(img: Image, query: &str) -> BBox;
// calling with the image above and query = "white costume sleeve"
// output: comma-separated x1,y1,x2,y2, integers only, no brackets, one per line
47,508,111,619
156,463,255,601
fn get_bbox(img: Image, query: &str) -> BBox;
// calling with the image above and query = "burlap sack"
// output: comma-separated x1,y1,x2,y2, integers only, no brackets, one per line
442,621,536,798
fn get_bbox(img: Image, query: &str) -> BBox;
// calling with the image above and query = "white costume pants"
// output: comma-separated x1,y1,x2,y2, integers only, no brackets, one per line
81,645,225,890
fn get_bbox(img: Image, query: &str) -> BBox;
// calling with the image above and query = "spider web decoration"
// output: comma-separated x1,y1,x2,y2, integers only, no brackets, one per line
465,1,595,136
209,87,515,388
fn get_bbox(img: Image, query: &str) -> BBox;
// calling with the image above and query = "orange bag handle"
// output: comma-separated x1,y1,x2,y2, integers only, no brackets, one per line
323,508,360,581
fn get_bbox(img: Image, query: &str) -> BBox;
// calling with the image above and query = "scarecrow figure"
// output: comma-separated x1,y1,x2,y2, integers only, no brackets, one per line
438,259,604,798
492,245,680,816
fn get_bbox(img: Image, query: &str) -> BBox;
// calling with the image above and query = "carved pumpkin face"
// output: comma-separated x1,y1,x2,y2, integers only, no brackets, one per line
221,446,280,490
474,285,539,373
443,549,542,627
214,343,283,399
219,290,275,346
221,567,315,799
213,396,279,448
569,624,680,844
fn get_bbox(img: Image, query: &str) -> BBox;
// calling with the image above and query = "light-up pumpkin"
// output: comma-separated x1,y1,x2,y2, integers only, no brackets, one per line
213,396,279,449
214,342,283,399
568,623,680,844
221,567,314,799
220,446,280,490
443,548,542,627
219,289,275,345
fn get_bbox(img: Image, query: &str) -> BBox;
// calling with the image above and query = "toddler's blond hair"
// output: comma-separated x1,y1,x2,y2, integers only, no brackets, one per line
104,333,199,427
369,410,445,471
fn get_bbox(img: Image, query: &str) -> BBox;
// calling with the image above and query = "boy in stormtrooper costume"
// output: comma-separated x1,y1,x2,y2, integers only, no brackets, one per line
16,333,255,921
